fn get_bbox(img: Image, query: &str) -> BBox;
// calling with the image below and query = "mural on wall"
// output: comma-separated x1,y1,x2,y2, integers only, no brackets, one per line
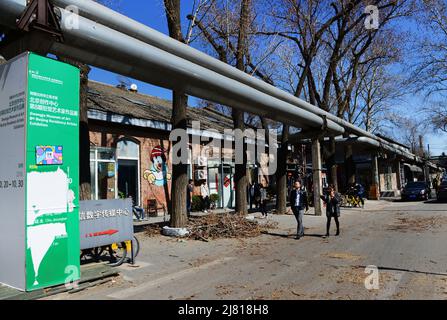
143,145,171,186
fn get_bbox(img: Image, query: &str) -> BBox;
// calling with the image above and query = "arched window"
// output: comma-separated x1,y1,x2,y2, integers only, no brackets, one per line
117,139,139,159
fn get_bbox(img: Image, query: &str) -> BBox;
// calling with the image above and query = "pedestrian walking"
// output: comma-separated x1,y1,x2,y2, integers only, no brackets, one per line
354,183,365,208
289,180,309,239
187,179,194,216
200,181,210,213
321,187,341,237
433,177,439,193
260,185,268,217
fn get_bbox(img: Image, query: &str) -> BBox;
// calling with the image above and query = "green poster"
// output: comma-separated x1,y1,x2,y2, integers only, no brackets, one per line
24,53,80,291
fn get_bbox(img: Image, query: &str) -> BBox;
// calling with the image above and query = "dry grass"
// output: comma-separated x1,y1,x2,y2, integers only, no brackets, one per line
187,213,278,241
322,252,363,261
143,223,165,237
143,213,278,241
386,215,447,233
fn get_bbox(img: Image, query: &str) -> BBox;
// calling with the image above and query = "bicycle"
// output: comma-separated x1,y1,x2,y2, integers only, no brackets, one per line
340,193,362,207
80,235,140,267
347,194,362,207
125,235,140,263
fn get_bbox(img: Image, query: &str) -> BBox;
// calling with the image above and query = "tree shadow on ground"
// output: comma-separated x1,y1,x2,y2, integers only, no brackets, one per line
262,231,326,238
424,199,447,204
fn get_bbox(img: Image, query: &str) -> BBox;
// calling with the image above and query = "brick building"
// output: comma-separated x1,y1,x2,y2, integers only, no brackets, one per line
86,81,266,213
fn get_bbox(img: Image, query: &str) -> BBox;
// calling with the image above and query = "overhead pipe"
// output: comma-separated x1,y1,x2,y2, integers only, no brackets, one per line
0,0,346,134
313,135,417,161
0,0,419,159
54,9,345,133
51,0,406,149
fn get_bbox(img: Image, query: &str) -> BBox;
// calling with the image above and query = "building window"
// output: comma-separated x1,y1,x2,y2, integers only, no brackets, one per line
116,139,140,206
90,147,117,200
117,139,139,159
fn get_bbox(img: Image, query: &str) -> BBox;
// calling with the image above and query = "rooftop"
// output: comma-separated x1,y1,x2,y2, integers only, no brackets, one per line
87,81,260,132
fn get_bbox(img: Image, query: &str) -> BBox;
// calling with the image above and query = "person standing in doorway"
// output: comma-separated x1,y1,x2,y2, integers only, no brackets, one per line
187,179,194,217
321,187,341,237
289,180,309,239
201,181,210,213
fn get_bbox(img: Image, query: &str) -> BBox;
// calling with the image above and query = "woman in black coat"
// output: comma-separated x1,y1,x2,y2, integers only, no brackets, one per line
320,188,340,237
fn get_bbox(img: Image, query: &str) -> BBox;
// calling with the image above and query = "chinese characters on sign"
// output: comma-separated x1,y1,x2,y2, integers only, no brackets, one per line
79,208,131,221
28,91,78,128
0,92,25,130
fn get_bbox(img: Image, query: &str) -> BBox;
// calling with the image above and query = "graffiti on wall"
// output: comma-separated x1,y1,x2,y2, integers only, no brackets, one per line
143,145,171,186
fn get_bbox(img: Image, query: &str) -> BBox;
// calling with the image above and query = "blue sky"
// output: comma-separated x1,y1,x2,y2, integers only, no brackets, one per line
89,0,194,102
88,0,447,155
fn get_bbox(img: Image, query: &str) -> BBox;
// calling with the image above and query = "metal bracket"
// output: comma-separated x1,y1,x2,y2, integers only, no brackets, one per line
16,0,63,42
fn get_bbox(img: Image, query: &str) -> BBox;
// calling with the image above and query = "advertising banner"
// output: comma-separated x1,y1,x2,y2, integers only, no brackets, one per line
0,54,27,290
25,53,80,291
0,52,80,291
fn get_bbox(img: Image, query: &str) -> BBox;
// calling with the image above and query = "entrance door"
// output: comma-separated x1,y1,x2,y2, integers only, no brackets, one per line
118,159,139,205
222,164,235,208
97,162,116,200
208,166,221,207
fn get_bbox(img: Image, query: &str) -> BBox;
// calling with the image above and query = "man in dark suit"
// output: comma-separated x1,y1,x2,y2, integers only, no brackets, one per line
289,180,309,239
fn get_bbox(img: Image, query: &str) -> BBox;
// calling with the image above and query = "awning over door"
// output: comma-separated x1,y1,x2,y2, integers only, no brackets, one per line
403,163,423,173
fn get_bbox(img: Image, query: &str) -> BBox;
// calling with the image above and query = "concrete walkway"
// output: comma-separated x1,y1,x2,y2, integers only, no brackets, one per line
133,199,390,227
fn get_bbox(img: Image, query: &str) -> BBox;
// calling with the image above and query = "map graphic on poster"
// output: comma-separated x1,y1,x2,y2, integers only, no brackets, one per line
35,146,63,165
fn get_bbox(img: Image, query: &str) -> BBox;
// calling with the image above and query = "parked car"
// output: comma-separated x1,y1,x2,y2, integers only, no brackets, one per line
401,181,431,201
436,180,447,202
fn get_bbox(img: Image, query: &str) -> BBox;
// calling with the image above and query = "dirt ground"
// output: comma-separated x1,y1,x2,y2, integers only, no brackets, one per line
46,199,447,300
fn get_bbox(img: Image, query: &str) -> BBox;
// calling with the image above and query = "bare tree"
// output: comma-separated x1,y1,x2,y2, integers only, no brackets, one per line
163,0,190,227
386,113,428,155
413,0,447,135
423,103,447,133
354,62,405,133
262,0,364,190
58,0,120,200
188,0,277,214
262,0,412,190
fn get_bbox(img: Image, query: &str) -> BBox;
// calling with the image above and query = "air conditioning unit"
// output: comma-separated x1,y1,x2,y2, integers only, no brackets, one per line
197,156,207,167
195,169,207,180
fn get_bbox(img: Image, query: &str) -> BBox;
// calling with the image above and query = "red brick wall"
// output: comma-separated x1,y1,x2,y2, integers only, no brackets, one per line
89,129,173,211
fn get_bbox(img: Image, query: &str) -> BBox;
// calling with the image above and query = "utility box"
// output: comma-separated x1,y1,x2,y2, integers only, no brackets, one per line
0,52,80,291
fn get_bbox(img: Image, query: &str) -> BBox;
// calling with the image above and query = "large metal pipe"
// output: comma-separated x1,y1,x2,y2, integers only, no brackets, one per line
0,0,345,133
0,0,418,159
334,136,416,161
52,0,401,146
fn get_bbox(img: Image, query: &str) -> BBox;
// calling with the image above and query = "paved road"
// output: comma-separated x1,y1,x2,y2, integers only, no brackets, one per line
48,199,447,300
